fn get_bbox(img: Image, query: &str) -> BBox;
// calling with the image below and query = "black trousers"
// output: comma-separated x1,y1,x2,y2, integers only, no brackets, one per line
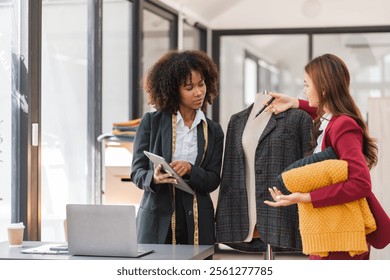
165,190,190,244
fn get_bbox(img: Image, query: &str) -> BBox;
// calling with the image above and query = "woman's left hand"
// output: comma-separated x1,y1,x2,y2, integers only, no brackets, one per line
264,187,311,207
170,160,191,177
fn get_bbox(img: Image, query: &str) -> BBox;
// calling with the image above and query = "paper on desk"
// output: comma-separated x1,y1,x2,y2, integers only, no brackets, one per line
20,244,68,255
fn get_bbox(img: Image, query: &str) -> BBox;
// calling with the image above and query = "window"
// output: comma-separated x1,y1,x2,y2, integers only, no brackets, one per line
41,0,88,241
142,6,176,114
313,33,390,120
102,0,131,133
183,21,206,51
219,34,308,130
0,1,12,241
244,53,258,107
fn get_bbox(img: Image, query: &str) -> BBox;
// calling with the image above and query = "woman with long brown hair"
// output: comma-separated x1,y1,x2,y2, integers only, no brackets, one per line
263,53,389,260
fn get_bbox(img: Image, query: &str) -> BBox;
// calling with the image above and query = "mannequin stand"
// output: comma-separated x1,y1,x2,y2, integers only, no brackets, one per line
264,244,274,260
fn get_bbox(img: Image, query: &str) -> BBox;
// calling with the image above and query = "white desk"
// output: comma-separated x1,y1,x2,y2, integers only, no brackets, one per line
0,241,214,260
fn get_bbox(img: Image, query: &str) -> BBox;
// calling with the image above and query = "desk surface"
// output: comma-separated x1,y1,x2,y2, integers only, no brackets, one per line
0,241,214,260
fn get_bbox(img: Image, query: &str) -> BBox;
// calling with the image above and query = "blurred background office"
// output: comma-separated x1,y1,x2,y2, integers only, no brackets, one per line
0,0,389,259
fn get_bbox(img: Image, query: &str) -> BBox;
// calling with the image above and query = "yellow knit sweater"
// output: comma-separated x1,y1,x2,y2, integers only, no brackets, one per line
282,159,376,257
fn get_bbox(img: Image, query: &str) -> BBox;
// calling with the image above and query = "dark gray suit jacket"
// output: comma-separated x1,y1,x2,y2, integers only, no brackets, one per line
131,111,224,244
215,106,313,250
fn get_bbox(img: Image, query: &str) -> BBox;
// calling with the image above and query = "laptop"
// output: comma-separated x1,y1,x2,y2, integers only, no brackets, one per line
65,204,154,258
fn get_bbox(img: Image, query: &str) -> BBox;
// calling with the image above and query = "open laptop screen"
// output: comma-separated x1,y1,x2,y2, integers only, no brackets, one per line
66,204,153,257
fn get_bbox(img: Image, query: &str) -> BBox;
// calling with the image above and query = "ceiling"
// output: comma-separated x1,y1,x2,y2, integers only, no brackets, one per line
157,0,390,74
159,0,390,29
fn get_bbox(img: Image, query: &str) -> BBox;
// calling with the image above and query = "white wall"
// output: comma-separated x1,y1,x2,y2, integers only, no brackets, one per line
368,97,390,260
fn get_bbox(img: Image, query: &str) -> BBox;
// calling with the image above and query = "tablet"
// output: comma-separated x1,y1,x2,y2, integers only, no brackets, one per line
143,151,194,194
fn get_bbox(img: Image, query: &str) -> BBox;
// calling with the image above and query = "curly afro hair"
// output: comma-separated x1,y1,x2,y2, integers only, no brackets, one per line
143,50,219,114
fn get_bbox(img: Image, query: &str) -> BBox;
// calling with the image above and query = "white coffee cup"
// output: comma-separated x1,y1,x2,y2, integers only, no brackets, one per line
7,222,25,247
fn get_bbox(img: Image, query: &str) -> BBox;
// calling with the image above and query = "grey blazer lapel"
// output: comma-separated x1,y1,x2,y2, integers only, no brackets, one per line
234,106,252,157
259,112,285,143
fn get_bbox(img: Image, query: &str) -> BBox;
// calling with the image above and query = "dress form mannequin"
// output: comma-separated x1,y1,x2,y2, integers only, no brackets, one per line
215,92,313,257
242,93,273,242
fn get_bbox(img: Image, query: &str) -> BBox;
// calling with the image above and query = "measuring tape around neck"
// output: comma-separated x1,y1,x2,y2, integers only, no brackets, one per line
171,113,208,245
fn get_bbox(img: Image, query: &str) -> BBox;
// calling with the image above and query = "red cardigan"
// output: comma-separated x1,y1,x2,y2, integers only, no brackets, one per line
299,99,390,249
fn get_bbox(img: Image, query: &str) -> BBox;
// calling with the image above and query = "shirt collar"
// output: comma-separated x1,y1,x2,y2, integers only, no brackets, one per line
319,112,332,131
176,109,207,129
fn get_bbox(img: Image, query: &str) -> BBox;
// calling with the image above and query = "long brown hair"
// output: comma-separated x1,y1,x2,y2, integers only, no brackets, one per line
305,53,378,169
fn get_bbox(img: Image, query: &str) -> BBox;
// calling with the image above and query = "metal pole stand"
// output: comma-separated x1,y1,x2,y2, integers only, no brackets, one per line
264,244,274,260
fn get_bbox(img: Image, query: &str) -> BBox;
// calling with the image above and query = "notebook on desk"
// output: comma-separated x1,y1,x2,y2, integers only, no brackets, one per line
65,204,154,258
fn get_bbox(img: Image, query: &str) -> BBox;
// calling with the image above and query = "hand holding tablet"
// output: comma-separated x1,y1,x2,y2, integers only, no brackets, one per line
143,151,195,194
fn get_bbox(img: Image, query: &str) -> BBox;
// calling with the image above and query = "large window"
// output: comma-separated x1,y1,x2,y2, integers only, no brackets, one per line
141,4,177,114
183,21,206,51
102,0,131,133
2,0,183,242
313,33,390,120
214,29,390,126
243,51,281,107
0,1,12,242
219,34,308,131
41,0,89,242
244,53,258,107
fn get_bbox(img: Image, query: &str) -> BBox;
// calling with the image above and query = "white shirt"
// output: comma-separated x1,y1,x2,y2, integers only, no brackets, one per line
172,109,207,165
313,112,332,154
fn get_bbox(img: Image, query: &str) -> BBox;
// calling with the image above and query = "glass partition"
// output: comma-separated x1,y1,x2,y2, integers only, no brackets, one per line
101,0,138,207
313,33,390,120
244,55,258,107
41,0,88,241
142,8,173,114
102,0,131,133
183,22,201,50
0,1,12,241
219,35,308,131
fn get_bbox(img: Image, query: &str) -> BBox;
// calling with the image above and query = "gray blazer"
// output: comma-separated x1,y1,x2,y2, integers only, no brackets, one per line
131,111,224,244
215,106,313,250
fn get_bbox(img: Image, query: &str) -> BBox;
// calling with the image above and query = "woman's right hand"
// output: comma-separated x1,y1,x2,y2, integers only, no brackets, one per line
265,92,299,114
153,164,178,185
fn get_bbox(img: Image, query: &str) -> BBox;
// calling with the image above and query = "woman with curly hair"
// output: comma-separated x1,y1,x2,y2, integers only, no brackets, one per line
131,50,224,245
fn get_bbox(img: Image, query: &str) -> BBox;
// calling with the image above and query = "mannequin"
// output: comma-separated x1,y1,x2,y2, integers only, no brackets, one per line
216,92,313,253
242,93,273,241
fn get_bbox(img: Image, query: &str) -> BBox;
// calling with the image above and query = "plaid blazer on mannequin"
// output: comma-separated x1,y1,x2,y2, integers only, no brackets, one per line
215,106,313,251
